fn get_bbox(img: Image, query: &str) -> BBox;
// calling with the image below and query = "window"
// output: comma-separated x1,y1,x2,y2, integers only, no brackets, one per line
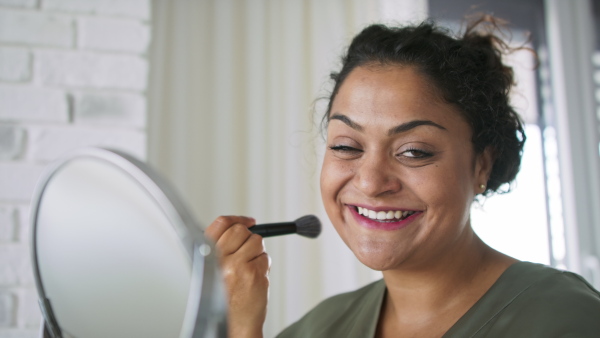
429,0,600,288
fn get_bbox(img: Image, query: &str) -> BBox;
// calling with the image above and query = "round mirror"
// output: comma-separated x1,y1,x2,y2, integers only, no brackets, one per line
30,147,227,338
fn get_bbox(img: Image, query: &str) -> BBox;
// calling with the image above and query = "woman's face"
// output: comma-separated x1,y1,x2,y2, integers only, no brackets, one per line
320,65,491,271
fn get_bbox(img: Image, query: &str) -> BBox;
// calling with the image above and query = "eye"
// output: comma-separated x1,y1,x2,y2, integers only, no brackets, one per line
328,145,362,159
398,148,433,159
329,145,360,152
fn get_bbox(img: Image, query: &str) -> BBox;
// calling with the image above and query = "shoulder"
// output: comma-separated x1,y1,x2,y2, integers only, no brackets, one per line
522,263,600,320
276,279,385,338
490,262,600,336
513,262,600,308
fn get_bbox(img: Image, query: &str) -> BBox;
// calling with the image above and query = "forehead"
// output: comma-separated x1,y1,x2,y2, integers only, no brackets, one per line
330,65,466,131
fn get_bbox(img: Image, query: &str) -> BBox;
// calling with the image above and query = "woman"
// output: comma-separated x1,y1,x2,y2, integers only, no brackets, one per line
206,16,600,337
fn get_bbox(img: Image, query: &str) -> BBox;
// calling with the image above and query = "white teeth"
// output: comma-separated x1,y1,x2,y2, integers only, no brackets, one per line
356,206,416,221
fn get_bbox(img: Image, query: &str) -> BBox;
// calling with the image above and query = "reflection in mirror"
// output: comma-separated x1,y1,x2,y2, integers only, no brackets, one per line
30,148,226,338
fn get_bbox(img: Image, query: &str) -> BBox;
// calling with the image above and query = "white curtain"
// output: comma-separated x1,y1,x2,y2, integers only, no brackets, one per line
148,1,426,336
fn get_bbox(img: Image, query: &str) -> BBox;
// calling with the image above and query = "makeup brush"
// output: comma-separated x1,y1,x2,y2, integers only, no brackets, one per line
249,215,321,238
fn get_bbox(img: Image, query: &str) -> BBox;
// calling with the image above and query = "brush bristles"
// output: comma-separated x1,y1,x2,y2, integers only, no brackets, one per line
294,215,321,238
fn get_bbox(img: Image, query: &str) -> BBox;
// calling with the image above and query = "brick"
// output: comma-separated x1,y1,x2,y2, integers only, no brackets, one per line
0,85,68,123
42,0,150,20
0,0,37,7
0,48,30,82
0,245,32,286
0,163,46,202
0,292,15,326
0,206,17,242
15,289,39,328
0,125,24,160
15,205,29,244
78,17,150,53
27,125,146,161
72,91,146,128
0,329,39,338
36,50,148,90
0,9,72,47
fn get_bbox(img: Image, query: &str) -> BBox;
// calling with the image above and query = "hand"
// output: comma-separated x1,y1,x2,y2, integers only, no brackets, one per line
205,216,270,338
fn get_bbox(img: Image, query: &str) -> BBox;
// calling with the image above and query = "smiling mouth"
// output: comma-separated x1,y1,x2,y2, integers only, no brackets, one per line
355,206,417,222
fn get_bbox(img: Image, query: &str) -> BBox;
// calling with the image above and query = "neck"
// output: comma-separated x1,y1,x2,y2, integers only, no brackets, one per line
381,229,516,316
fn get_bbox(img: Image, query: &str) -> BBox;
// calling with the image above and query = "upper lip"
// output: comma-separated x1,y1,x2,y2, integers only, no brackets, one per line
348,203,421,212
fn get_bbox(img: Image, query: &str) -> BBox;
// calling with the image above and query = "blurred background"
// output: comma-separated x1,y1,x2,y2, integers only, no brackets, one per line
0,0,598,337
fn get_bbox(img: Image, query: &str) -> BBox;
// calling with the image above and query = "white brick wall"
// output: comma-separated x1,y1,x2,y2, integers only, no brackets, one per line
0,0,151,336
0,10,73,47
78,17,150,53
0,48,30,82
72,91,146,128
0,163,47,201
0,1,36,8
0,85,68,122
43,0,150,19
0,292,15,326
0,126,25,160
36,50,148,90
26,125,146,161
0,207,17,242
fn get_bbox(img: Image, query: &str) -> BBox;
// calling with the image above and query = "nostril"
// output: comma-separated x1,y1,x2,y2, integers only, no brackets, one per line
353,167,402,197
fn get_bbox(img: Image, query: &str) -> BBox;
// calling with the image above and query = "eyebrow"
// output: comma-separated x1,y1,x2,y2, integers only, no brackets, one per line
329,113,447,136
330,114,364,131
387,119,447,136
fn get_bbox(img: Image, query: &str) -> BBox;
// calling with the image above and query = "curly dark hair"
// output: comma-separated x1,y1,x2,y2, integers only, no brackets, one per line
323,15,527,195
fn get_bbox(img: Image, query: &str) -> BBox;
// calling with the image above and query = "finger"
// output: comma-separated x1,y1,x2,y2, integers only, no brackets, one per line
251,252,271,276
223,252,271,286
216,223,255,256
227,233,266,263
205,215,256,242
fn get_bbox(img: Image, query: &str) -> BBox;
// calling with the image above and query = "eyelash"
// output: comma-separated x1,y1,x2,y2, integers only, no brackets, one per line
329,145,433,159
399,147,433,159
329,145,361,153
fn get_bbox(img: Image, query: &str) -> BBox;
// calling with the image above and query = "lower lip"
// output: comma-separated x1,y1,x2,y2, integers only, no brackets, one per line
348,206,421,231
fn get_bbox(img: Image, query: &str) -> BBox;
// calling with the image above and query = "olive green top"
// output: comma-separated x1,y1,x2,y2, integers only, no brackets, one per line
276,262,600,337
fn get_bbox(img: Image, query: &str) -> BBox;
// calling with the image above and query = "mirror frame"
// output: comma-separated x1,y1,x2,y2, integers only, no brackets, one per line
30,147,227,338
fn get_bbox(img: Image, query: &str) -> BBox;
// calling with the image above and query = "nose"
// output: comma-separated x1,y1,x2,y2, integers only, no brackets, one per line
352,155,402,197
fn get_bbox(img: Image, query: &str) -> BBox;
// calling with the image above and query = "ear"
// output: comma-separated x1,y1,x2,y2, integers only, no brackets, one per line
474,146,494,192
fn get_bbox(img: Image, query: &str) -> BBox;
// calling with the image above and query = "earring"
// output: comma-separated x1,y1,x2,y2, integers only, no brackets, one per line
479,184,486,190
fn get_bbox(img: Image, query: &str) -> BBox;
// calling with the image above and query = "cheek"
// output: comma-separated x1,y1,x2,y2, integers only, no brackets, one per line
320,157,355,248
320,157,353,212
320,157,335,209
406,163,472,206
320,159,337,201
410,160,475,216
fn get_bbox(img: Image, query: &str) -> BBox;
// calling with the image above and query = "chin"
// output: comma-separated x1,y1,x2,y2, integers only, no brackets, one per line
351,244,404,272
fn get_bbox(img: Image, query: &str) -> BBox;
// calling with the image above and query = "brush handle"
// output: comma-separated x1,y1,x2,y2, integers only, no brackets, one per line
249,222,297,237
